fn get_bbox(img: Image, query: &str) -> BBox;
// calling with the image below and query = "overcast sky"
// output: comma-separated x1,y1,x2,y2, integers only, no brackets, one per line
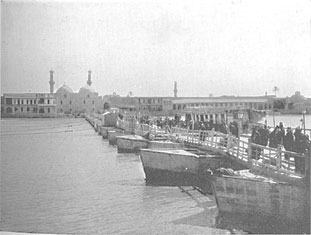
1,0,310,97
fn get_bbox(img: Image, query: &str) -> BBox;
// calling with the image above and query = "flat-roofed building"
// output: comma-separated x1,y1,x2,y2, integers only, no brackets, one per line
172,96,274,114
1,93,57,118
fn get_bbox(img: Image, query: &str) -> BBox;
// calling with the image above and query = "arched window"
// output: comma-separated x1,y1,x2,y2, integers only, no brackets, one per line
6,107,12,113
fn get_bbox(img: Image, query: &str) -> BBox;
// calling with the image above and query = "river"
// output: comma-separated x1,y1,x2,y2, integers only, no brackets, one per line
0,116,309,234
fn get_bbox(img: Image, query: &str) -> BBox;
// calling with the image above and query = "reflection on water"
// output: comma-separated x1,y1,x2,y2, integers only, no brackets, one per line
1,118,308,234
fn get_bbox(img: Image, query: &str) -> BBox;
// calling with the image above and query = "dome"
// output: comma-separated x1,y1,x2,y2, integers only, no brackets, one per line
289,91,306,103
79,85,96,94
55,84,74,94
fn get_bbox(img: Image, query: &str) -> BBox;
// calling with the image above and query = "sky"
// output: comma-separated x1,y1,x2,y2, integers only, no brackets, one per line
1,0,311,98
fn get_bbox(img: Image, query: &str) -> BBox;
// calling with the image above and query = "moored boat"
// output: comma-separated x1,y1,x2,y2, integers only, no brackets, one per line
116,135,149,153
107,129,130,145
140,149,241,193
99,126,115,139
147,140,183,149
212,169,310,225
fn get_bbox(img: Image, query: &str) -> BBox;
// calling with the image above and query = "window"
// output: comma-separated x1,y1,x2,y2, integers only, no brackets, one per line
47,100,50,104
70,100,72,105
92,100,94,104
30,100,33,105
26,100,29,105
27,107,30,112
33,107,37,113
48,108,50,113
64,94,67,98
5,98,12,105
21,107,23,112
34,100,36,104
60,100,62,105
83,100,86,104
87,94,90,98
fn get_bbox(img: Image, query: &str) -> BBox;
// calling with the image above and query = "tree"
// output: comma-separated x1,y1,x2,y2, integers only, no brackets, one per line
272,86,279,97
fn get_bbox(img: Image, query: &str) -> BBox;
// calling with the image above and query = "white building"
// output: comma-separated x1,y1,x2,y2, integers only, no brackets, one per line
1,93,57,117
53,70,103,114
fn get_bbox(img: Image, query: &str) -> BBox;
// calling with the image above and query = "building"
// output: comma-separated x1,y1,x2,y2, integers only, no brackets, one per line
283,91,311,114
53,70,103,114
172,96,274,114
1,93,57,118
106,96,176,116
1,70,104,117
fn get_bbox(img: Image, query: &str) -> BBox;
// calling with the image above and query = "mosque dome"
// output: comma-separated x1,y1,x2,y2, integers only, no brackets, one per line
79,85,96,94
55,84,74,94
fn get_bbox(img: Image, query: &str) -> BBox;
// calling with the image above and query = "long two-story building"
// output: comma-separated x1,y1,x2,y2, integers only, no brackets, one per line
1,93,57,118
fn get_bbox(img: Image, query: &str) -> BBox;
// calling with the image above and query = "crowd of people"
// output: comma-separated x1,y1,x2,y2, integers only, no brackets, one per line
251,122,310,174
130,115,310,174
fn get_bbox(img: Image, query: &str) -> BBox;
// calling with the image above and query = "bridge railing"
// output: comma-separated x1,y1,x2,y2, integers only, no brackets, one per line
170,127,309,178
117,118,167,135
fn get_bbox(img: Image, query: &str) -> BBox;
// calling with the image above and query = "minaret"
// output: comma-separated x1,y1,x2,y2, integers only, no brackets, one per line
87,70,92,86
174,81,177,98
49,70,55,93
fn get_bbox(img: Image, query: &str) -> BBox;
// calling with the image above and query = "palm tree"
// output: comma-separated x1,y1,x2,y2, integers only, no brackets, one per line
272,86,279,97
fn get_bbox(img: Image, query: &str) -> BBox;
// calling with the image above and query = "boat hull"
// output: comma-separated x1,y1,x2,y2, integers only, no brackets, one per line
212,172,310,223
140,149,228,194
147,141,183,149
116,135,149,153
107,130,129,145
99,126,114,139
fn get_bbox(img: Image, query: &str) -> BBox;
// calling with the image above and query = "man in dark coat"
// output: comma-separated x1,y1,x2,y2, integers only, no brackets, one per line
269,126,279,148
251,127,262,159
283,127,294,160
258,125,270,147
294,127,310,174
275,122,285,145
